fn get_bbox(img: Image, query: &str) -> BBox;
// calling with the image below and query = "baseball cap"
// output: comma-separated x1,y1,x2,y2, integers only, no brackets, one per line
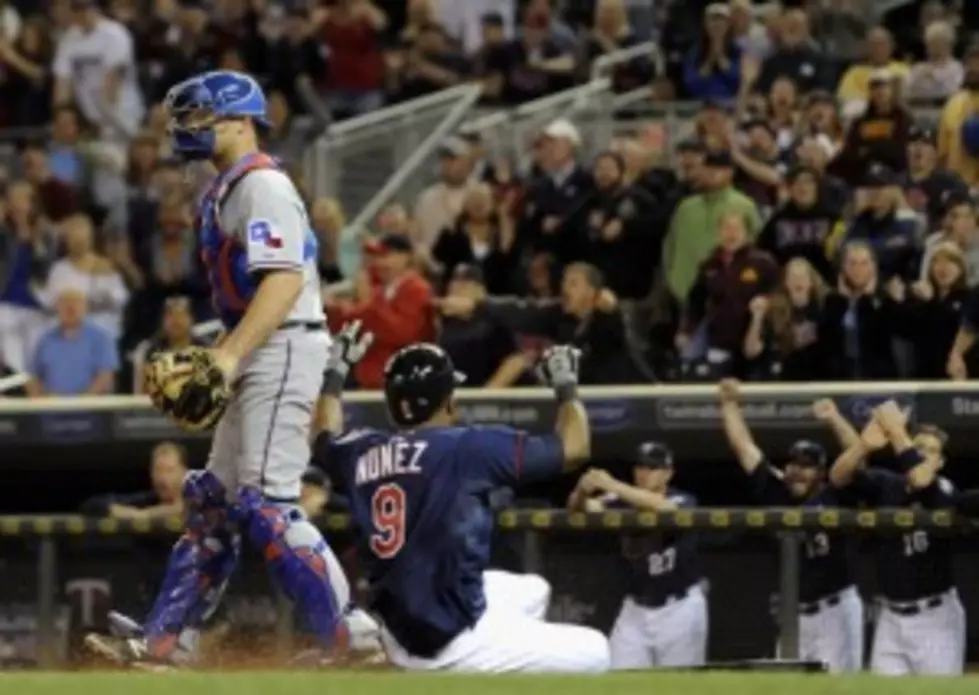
365,233,414,255
450,263,485,284
541,118,581,148
908,124,937,145
704,149,733,168
301,467,328,488
787,440,827,468
636,441,674,469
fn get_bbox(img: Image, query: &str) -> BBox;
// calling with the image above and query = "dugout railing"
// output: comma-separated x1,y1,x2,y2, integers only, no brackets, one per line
2,509,976,668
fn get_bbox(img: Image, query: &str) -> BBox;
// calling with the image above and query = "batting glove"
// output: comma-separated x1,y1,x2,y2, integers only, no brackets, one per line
322,321,374,395
537,344,582,402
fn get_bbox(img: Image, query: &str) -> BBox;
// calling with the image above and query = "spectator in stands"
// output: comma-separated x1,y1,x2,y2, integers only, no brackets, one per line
907,20,964,103
317,0,388,119
731,117,782,213
327,233,435,389
682,4,742,101
938,45,979,188
743,257,830,381
432,182,518,295
832,70,913,185
20,142,78,222
44,213,129,341
580,0,653,93
398,0,438,46
810,0,869,65
47,106,84,189
835,164,920,280
81,441,188,519
438,264,526,387
414,137,473,252
439,261,649,384
580,150,658,300
792,134,848,213
485,1,575,105
920,193,979,286
310,197,345,287
53,0,144,141
129,191,207,342
797,91,845,160
524,0,577,52
518,118,593,263
270,7,328,117
0,15,53,130
436,0,515,56
27,287,118,396
677,212,779,377
0,181,55,375
765,77,802,154
757,9,829,95
728,0,771,60
262,91,306,163
890,242,969,380
663,149,761,304
836,27,910,117
135,296,200,393
526,251,559,299
822,241,900,380
759,166,841,282
391,19,468,101
471,12,509,103
639,136,704,217
902,125,967,232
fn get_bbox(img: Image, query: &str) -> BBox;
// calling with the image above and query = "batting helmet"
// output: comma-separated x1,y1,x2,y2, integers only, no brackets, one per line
163,70,271,160
383,343,465,427
636,441,674,469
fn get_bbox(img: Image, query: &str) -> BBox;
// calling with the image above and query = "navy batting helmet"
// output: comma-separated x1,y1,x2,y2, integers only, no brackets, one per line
787,440,827,467
383,343,465,427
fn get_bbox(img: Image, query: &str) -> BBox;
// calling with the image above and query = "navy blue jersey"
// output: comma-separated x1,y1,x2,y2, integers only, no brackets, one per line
750,463,858,603
315,425,564,656
615,490,702,606
846,468,956,602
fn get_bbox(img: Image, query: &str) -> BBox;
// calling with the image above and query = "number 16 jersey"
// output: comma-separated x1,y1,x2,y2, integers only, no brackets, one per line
314,424,564,657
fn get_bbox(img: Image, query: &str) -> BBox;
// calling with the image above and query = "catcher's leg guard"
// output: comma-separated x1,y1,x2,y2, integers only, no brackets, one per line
142,471,241,661
237,486,349,653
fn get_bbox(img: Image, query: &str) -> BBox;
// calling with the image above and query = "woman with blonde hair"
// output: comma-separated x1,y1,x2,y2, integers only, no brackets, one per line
888,242,972,379
580,0,653,91
743,257,830,380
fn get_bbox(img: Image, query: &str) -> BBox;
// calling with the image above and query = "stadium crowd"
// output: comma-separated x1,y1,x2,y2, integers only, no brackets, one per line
1,0,979,397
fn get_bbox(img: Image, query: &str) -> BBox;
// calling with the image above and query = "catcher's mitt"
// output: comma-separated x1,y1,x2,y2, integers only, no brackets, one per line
144,348,232,432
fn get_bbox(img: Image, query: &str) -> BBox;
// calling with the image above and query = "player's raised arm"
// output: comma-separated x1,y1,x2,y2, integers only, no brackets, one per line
717,379,764,473
828,415,888,488
212,172,310,377
812,398,860,449
312,321,374,442
539,345,591,469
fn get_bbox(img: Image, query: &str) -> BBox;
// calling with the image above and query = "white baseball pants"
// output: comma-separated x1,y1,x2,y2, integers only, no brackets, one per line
608,586,708,669
870,589,965,676
798,585,864,672
380,570,610,673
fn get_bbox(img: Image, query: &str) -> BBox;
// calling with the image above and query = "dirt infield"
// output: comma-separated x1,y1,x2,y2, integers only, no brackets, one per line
2,671,978,695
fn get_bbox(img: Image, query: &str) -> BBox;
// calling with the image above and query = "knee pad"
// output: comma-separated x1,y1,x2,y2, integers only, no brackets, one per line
237,486,348,651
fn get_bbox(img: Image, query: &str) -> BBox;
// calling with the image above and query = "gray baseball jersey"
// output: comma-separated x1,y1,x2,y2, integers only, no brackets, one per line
205,164,330,500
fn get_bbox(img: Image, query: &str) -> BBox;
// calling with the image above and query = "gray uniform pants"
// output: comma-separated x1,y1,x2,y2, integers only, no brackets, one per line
207,327,329,500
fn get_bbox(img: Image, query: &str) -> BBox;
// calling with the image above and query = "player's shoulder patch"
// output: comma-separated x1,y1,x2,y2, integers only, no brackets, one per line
247,219,283,250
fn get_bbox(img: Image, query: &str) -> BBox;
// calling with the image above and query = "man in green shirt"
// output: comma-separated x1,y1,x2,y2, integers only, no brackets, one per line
662,150,762,303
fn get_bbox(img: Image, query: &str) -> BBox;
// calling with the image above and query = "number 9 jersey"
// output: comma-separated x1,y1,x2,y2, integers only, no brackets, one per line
314,423,565,658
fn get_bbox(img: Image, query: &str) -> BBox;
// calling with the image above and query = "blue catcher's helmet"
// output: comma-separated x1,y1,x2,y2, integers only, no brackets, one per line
163,70,270,160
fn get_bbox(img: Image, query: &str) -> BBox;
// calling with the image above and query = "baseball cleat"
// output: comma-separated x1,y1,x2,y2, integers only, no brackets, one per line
83,634,174,672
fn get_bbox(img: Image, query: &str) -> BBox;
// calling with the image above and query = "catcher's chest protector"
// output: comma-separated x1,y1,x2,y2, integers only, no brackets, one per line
198,152,280,328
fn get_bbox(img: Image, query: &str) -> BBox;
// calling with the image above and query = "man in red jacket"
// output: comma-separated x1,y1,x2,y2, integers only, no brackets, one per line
327,234,435,388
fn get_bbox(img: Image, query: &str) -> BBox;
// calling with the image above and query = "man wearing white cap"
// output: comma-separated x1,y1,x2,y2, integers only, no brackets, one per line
518,118,593,262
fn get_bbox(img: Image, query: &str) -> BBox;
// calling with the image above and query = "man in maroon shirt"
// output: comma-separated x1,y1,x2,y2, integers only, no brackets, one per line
318,0,389,118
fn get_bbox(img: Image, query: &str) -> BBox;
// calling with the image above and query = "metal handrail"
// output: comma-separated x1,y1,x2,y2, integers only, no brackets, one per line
325,84,482,137
590,40,665,82
343,84,484,237
513,78,612,118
